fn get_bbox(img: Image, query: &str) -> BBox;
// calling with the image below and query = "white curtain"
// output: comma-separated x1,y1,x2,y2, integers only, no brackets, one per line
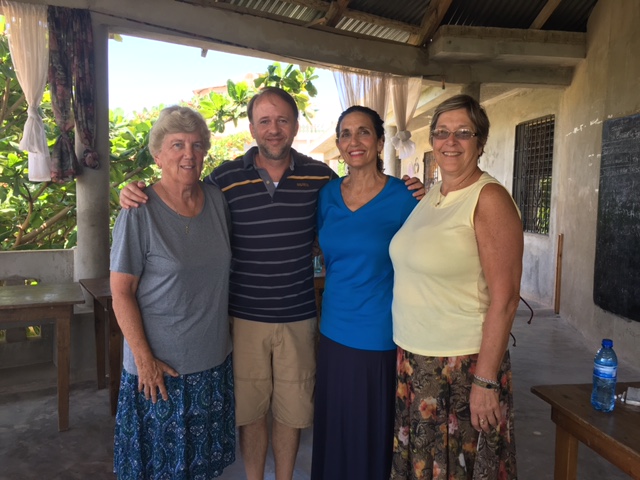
389,76,423,159
333,70,390,121
2,1,51,181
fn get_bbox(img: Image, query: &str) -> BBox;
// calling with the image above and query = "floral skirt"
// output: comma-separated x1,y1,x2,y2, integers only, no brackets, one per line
113,354,235,480
390,350,517,480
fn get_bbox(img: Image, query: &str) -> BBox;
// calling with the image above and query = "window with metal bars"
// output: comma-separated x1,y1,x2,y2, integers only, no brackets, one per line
512,115,555,235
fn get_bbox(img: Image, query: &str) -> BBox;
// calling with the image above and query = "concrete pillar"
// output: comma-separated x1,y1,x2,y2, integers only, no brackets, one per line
460,83,481,101
384,125,397,177
74,20,110,282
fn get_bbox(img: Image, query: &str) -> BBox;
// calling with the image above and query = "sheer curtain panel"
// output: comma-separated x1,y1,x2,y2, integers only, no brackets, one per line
333,70,389,121
2,1,51,181
390,77,422,160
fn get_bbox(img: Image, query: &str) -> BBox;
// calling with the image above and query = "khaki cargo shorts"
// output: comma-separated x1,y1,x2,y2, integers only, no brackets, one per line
231,317,316,428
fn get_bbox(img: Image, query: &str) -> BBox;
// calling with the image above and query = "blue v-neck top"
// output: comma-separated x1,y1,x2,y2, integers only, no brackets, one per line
317,176,417,350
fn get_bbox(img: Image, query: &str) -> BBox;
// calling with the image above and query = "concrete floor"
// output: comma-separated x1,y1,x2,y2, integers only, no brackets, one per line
1,300,639,480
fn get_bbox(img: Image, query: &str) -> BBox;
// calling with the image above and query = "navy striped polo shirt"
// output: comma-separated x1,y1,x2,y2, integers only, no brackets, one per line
204,146,338,323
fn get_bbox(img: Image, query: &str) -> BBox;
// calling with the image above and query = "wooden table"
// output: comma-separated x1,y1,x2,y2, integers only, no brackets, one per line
0,283,85,431
531,382,640,480
79,277,122,416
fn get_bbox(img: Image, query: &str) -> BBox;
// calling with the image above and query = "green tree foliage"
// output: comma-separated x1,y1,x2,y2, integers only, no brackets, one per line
0,34,318,251
254,63,318,123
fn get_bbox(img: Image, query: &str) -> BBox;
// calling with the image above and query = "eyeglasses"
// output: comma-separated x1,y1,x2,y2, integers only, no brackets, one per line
431,128,477,141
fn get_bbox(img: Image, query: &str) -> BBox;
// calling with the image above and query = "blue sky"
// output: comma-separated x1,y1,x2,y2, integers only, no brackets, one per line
108,35,340,122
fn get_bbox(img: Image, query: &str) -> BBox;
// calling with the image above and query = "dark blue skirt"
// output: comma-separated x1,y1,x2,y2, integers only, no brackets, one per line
311,334,396,480
113,354,235,479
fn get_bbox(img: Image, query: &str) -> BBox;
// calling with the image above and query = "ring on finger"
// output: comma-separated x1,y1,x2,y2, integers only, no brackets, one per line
480,419,485,425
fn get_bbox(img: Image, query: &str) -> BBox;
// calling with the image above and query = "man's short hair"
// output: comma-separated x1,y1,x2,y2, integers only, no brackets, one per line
247,87,299,124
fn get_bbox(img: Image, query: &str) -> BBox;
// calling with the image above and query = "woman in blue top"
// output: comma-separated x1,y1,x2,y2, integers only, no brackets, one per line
311,106,419,480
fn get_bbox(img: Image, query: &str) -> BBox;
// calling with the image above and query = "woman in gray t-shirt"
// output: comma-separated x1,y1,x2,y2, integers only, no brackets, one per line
110,106,234,479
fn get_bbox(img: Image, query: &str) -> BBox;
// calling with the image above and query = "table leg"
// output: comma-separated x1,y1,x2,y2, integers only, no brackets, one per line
554,421,579,480
56,307,71,432
108,305,123,416
93,298,106,390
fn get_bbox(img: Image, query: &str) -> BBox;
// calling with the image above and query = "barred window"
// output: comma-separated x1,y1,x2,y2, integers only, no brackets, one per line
512,115,555,235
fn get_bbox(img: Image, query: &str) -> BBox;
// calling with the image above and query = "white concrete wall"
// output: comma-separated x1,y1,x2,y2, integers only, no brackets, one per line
553,0,640,367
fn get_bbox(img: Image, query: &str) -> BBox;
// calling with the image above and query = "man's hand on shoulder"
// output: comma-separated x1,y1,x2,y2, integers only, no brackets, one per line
402,175,425,200
120,181,149,209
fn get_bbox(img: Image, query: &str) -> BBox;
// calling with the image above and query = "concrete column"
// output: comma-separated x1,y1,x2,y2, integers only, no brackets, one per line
384,125,397,177
75,20,110,281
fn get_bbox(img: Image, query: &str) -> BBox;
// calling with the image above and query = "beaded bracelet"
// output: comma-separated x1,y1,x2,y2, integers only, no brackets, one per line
473,375,499,390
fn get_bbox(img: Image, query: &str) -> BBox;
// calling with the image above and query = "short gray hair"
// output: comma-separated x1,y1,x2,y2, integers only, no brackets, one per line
149,106,211,156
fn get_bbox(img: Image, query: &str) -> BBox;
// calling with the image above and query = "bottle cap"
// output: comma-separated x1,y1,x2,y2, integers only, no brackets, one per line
602,338,613,348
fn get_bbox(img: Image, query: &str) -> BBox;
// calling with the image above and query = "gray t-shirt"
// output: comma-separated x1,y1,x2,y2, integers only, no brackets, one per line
110,182,232,375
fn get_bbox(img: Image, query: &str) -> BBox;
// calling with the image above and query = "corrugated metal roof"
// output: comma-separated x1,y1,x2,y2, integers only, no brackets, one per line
348,0,429,26
334,16,410,43
209,0,599,43
442,0,583,30
227,0,323,24
545,0,598,31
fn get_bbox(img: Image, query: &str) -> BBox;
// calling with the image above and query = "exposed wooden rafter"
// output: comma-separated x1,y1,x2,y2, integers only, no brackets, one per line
407,0,453,46
530,0,563,29
287,0,418,34
178,0,418,37
324,0,350,28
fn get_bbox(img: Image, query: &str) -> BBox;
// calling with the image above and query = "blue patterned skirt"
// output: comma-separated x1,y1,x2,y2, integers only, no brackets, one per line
113,354,235,479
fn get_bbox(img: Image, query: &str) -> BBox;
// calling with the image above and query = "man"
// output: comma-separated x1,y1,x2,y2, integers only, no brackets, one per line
120,87,422,479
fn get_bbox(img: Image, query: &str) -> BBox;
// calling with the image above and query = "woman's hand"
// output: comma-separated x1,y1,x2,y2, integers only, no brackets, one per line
402,174,426,200
470,383,501,433
111,271,179,404
120,181,149,209
135,355,179,403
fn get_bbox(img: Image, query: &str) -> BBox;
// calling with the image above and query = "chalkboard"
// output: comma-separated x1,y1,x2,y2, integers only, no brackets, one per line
594,113,640,322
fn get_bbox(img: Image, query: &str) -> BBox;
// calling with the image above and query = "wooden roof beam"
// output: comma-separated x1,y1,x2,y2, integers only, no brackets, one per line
407,0,453,46
530,0,562,29
285,0,419,34
324,0,350,28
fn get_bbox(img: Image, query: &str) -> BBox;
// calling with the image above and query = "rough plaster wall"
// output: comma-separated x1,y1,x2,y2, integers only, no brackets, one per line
557,0,640,366
483,89,562,304
0,250,74,283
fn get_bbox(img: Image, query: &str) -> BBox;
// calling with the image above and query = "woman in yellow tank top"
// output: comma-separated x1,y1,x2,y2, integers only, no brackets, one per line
389,94,523,480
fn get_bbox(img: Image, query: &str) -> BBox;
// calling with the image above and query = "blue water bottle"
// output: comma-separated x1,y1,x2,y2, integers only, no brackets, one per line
590,338,618,412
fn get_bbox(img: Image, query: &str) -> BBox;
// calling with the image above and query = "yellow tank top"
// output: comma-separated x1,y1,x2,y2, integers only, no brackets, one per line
389,172,506,356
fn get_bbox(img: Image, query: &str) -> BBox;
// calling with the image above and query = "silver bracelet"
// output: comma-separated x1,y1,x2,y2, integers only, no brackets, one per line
473,375,499,387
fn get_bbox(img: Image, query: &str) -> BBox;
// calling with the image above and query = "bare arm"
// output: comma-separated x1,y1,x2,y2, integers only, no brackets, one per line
402,174,426,200
470,183,523,432
119,181,149,209
110,271,179,403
